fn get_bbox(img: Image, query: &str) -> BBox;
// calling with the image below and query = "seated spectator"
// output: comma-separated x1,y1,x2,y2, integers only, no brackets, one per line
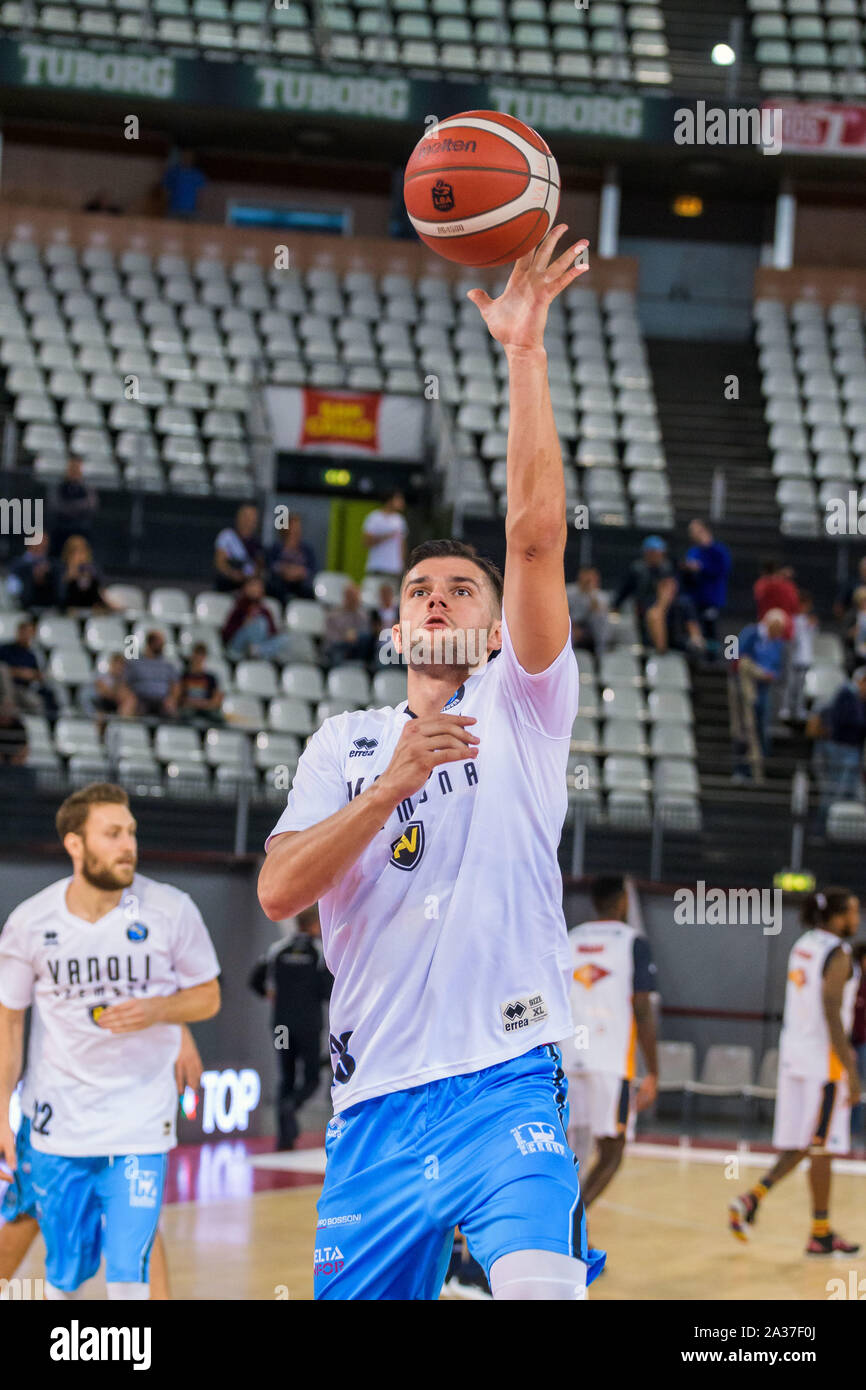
813,666,866,819
222,577,292,663
163,149,206,220
754,560,799,639
266,514,316,603
213,504,263,593
83,190,122,215
0,617,56,717
118,630,179,718
833,555,866,622
323,584,375,668
569,567,611,655
51,457,98,555
729,609,788,784
848,587,866,664
178,644,224,726
58,536,113,613
372,581,398,630
0,663,28,764
79,651,126,725
6,534,60,611
613,536,703,655
680,519,732,652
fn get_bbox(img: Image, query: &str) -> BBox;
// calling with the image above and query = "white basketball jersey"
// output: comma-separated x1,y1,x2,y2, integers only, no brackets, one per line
779,929,858,1081
562,920,638,1078
267,611,579,1114
0,873,220,1156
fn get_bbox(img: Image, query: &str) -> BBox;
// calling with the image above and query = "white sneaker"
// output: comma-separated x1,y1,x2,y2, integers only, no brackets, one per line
443,1276,492,1300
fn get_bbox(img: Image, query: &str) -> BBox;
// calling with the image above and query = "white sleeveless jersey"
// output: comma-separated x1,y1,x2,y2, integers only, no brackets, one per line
0,873,220,1156
562,920,639,1078
267,611,579,1114
779,929,859,1081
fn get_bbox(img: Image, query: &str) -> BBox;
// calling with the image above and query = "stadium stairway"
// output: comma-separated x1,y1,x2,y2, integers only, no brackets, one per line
659,0,759,99
647,338,777,527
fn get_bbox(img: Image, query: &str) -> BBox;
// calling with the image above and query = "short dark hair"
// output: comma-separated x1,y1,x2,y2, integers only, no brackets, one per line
801,885,852,929
56,782,129,840
590,874,627,918
403,539,503,610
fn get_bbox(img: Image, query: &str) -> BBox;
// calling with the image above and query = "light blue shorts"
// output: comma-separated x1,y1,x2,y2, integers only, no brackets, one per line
1,1118,37,1223
314,1043,606,1300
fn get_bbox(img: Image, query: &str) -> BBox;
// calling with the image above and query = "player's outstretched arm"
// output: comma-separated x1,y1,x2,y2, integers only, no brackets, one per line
0,1003,25,1174
258,715,480,920
468,226,589,673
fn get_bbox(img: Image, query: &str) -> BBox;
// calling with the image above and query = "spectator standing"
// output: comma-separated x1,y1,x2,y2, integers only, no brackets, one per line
50,458,98,556
222,577,292,663
248,905,332,1151
848,587,866,664
213,504,263,593
833,555,866,621
680,519,732,652
265,514,317,603
614,537,703,655
163,149,206,220
0,618,56,717
6,534,60,611
729,609,788,784
58,536,113,613
177,644,224,726
814,667,866,818
781,591,818,722
754,560,799,639
323,583,375,668
569,566,611,655
361,491,408,586
118,630,179,718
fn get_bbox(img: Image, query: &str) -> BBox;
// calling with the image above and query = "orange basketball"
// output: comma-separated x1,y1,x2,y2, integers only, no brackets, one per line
403,110,560,268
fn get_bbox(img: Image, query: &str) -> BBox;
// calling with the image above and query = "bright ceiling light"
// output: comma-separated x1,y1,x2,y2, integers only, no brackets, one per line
711,42,736,66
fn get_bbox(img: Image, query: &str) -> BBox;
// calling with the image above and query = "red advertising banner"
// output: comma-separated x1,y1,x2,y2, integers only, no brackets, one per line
771,103,866,156
299,389,381,452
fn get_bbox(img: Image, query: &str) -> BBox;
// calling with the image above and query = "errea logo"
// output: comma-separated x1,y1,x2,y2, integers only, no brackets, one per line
349,737,378,758
500,993,549,1033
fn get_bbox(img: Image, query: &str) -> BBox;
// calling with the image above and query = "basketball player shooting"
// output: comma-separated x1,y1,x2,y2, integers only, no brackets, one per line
259,224,600,1302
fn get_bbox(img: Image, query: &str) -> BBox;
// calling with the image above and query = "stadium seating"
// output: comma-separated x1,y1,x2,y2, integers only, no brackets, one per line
0,0,671,86
750,0,866,99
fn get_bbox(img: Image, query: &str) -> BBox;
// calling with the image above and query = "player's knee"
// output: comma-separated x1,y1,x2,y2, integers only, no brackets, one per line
489,1249,587,1301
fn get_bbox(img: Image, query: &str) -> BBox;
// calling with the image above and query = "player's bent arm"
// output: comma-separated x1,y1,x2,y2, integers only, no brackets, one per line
0,1004,25,1168
632,992,658,1078
259,779,402,921
153,978,221,1024
822,952,858,1076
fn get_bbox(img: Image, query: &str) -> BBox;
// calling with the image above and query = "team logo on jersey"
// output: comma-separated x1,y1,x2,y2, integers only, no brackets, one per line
442,684,465,711
511,1122,566,1158
43,929,58,944
390,820,424,870
350,737,378,758
572,963,610,989
788,968,807,989
431,179,454,212
126,921,148,942
89,1004,108,1025
500,993,549,1032
329,1031,357,1084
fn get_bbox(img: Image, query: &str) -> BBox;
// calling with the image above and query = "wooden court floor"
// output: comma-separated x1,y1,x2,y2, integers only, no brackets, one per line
12,1148,866,1301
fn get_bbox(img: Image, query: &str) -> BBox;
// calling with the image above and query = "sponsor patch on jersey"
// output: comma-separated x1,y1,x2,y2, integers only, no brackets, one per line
500,992,549,1033
317,1212,362,1228
442,683,465,711
389,820,425,870
326,1114,347,1142
788,968,807,989
511,1121,566,1157
126,921,148,942
89,1004,108,1025
349,737,378,758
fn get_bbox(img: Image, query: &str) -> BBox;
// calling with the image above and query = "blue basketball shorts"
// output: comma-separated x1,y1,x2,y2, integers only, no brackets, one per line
314,1043,607,1300
1,1118,37,1223
29,1148,167,1291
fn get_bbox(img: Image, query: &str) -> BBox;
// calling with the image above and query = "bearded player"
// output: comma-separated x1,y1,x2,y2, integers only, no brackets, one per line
259,226,602,1301
0,782,220,1300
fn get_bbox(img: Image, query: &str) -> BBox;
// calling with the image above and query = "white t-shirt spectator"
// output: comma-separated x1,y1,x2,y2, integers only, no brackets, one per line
362,510,408,575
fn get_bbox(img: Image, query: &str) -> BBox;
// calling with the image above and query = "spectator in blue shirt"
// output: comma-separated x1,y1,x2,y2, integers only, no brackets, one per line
680,519,732,653
730,609,788,783
163,150,206,220
815,667,866,819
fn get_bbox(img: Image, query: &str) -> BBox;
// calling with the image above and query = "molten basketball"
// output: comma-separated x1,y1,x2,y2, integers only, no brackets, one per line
403,110,561,268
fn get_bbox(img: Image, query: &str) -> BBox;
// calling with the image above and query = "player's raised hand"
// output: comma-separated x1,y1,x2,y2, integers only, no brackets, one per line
97,997,161,1034
0,1119,16,1178
379,715,479,802
466,225,590,351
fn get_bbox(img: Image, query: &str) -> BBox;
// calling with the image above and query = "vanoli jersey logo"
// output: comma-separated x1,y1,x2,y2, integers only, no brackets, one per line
390,820,425,870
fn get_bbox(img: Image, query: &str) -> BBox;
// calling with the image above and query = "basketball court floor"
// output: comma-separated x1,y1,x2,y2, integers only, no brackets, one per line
10,1136,865,1300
